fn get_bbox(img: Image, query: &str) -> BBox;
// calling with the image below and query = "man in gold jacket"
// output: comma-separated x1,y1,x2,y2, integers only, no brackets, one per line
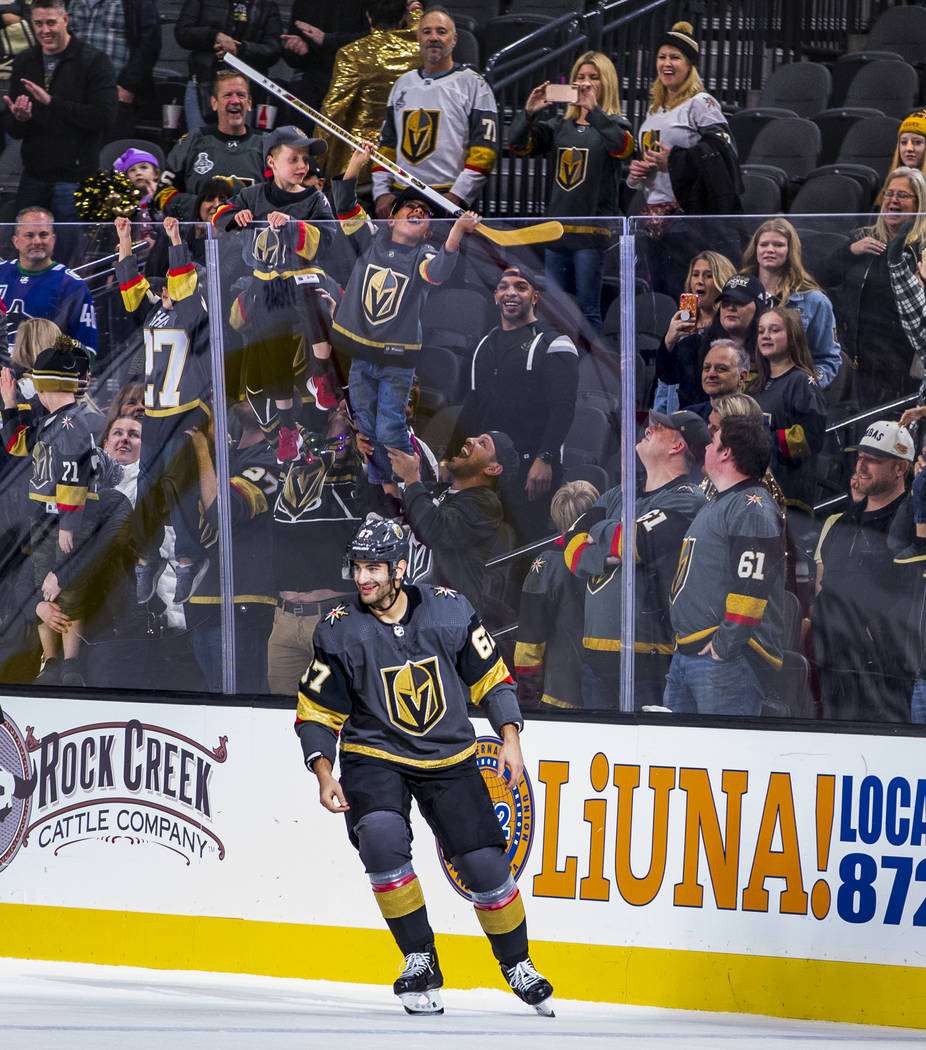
315,0,422,181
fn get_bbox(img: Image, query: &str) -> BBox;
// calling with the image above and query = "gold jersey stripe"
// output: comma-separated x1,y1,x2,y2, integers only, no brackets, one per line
295,694,348,732
340,740,476,769
469,657,510,706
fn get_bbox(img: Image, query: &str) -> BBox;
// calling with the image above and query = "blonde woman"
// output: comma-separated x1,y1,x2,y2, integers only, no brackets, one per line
820,167,926,409
509,51,633,328
886,110,926,179
741,217,841,387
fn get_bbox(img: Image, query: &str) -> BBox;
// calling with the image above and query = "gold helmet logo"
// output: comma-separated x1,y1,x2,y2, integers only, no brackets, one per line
253,225,285,269
401,109,441,164
362,264,409,326
556,147,588,191
381,657,447,734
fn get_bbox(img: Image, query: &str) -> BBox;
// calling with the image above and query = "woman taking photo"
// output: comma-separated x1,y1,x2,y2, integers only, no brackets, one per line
818,166,926,410
627,21,740,293
754,307,826,514
509,51,633,330
741,217,841,388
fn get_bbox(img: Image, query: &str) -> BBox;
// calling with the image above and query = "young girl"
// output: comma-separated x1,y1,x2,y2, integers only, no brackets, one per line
754,306,826,514
509,51,633,330
741,217,841,387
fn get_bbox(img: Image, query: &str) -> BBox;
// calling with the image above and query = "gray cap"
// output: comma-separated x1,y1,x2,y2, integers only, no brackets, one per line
263,125,327,157
650,409,711,464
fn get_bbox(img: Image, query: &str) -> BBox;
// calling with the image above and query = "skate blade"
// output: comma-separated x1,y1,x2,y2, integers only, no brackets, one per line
399,989,444,1015
533,997,555,1017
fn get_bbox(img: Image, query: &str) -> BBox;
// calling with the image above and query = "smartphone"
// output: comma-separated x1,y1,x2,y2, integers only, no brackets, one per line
545,83,578,105
679,293,698,321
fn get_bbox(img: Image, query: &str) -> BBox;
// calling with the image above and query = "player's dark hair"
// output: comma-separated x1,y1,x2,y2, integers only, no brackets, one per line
366,0,407,29
718,414,772,479
422,5,455,29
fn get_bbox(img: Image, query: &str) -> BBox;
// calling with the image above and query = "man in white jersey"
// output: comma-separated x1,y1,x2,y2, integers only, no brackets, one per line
372,5,498,217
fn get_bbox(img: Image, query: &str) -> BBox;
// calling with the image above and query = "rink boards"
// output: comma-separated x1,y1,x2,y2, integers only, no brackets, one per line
0,694,923,1029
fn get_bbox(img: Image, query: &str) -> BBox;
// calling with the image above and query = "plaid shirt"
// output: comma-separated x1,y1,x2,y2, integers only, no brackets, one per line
66,0,129,86
888,240,926,397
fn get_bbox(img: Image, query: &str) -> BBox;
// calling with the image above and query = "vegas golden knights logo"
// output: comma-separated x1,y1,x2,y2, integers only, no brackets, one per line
641,128,661,153
670,537,695,602
275,456,329,523
381,657,447,735
362,264,409,326
253,225,285,269
556,147,588,191
586,567,616,595
401,109,441,163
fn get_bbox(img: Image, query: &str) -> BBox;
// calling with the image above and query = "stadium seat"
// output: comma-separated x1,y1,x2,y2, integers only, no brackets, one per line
454,27,481,68
799,163,880,208
563,461,610,493
831,114,901,181
844,59,919,121
741,170,783,214
415,346,465,415
811,107,887,165
483,13,554,60
744,117,822,183
420,287,492,358
829,51,906,108
789,172,865,215
757,61,832,117
728,107,799,162
863,4,926,67
633,291,677,356
563,405,611,465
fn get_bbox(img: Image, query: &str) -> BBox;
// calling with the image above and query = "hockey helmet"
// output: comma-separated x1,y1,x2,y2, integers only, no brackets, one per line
342,517,410,579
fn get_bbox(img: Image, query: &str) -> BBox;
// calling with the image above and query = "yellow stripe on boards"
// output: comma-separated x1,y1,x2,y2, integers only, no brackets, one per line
0,903,924,1028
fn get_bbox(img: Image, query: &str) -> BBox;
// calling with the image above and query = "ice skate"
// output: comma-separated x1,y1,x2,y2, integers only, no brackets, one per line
500,956,554,1017
394,945,444,1015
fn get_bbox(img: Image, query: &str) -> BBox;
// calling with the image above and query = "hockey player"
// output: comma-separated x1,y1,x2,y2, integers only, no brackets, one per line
295,518,554,1016
115,214,212,605
333,142,478,498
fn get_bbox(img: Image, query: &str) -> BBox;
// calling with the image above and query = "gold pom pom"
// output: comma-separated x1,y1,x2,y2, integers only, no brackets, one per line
672,20,694,35
75,171,144,220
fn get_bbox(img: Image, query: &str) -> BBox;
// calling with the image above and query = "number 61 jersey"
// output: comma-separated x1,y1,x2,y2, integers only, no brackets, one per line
295,585,520,771
669,480,785,670
116,243,211,421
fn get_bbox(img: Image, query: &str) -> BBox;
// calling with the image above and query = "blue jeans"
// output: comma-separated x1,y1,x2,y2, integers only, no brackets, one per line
545,247,604,330
16,174,81,266
348,359,415,485
664,650,764,717
653,379,680,415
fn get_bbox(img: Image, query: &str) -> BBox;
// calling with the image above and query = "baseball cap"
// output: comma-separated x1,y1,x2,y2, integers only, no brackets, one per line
846,420,915,462
390,187,438,216
113,147,159,173
650,409,711,464
306,157,324,180
496,264,544,291
718,273,769,307
263,126,327,156
486,430,520,480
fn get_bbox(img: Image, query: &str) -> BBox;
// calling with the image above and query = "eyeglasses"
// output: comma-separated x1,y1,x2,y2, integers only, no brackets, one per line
883,190,916,202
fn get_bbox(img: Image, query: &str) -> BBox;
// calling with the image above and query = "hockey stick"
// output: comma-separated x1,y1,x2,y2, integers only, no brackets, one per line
223,53,564,248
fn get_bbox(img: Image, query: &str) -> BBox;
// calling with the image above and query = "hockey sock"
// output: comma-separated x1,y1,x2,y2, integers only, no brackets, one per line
472,878,528,964
369,864,434,955
276,404,296,431
309,342,332,375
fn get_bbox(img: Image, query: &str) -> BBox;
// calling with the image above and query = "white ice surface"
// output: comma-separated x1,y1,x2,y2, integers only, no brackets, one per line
0,958,921,1049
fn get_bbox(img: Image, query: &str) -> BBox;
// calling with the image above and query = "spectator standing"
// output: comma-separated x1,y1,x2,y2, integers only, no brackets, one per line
386,429,517,620
453,265,579,543
373,6,498,217
66,0,161,141
819,167,926,411
665,412,785,716
174,0,281,132
1,0,117,266
280,1,366,112
565,412,707,710
626,20,740,293
812,421,917,722
508,51,633,330
313,0,421,183
740,217,841,387
753,307,826,516
0,207,98,357
654,249,735,413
